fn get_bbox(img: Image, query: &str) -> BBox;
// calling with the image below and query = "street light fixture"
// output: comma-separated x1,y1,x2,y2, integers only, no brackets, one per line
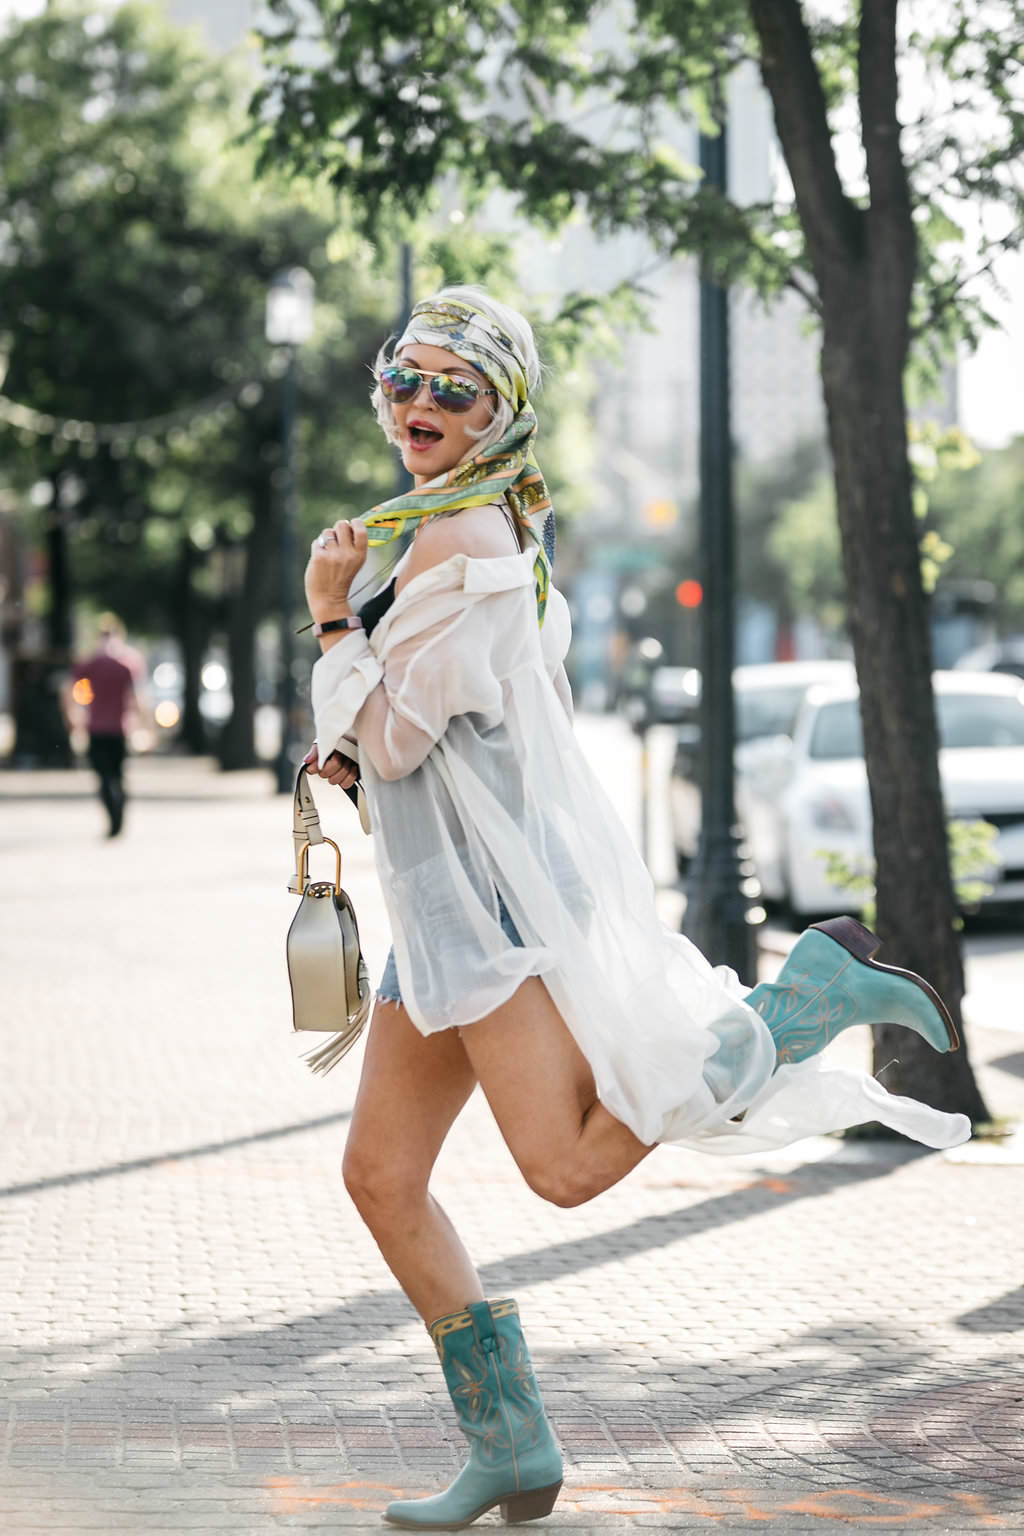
265,267,315,794
680,127,760,983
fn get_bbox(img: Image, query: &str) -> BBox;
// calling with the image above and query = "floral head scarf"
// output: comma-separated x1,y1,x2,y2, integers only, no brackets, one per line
361,297,555,624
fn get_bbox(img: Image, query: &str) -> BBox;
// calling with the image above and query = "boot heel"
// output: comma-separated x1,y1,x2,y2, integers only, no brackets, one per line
500,1480,562,1523
810,914,880,961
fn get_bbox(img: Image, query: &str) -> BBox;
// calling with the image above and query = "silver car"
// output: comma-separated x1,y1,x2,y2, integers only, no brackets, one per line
669,660,855,875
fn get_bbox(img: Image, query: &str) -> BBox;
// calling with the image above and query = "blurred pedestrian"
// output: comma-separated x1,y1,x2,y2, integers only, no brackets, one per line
302,286,970,1531
66,614,142,837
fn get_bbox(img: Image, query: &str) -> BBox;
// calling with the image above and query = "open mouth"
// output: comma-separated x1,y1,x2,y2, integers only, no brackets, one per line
409,425,444,446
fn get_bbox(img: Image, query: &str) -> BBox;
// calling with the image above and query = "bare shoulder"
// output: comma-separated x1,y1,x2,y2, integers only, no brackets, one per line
399,503,520,587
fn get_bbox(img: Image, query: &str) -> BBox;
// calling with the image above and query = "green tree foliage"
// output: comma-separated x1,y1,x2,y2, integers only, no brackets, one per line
822,818,1001,933
0,4,235,422
768,425,1024,644
735,437,830,615
926,436,1024,630
768,469,844,633
253,0,1023,347
251,0,1024,1120
0,3,398,764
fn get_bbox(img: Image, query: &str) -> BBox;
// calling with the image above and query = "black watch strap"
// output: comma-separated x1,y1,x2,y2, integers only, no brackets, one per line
311,616,364,637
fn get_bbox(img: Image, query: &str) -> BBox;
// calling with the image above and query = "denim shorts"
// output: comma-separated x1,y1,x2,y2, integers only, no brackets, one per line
377,895,523,1006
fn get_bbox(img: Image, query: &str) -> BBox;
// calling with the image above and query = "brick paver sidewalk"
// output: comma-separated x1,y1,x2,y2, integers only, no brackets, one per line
1,744,1023,1534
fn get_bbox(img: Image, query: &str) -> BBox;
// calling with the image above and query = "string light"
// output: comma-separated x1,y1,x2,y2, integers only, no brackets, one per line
0,377,265,446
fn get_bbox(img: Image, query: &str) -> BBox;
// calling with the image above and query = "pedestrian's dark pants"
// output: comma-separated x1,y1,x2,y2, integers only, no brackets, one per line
88,733,127,836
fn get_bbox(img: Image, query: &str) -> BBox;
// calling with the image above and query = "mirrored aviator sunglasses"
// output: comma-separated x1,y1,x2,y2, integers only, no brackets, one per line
378,364,495,415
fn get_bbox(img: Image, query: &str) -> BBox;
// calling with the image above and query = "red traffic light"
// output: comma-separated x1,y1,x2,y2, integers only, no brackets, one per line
675,579,703,608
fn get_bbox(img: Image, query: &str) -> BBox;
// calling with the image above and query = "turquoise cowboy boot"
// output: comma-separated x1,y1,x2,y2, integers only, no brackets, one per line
385,1298,563,1531
746,915,959,1067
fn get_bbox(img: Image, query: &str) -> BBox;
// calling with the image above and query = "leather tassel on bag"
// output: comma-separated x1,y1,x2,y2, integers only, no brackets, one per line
286,763,373,1074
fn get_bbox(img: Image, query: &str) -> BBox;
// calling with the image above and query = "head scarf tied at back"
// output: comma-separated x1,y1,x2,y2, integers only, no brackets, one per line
361,297,555,625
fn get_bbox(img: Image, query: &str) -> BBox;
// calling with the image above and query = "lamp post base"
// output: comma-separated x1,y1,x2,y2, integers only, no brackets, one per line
681,826,760,985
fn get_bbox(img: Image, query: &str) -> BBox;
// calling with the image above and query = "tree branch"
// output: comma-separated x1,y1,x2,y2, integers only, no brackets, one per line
910,236,1024,343
746,0,861,283
784,267,824,317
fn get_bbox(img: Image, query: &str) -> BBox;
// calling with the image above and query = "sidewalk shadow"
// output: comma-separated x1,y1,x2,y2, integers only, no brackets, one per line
5,1144,1022,1513
0,1111,352,1202
2,1143,927,1392
987,1050,1024,1079
484,1146,923,1294
5,1305,1021,1513
956,1284,1024,1333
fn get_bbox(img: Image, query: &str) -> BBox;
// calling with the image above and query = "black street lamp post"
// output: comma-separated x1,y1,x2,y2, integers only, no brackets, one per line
681,127,760,983
265,267,315,794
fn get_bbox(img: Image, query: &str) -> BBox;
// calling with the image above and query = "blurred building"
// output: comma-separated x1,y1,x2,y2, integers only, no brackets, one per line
507,65,835,691
163,0,257,51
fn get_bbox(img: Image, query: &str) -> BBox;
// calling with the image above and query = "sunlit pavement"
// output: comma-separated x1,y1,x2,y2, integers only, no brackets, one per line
1,719,1023,1533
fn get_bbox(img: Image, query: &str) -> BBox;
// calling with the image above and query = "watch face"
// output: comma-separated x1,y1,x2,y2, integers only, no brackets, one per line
316,617,361,634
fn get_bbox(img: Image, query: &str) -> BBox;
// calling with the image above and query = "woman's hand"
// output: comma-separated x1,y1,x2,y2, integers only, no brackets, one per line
304,743,359,790
304,518,368,620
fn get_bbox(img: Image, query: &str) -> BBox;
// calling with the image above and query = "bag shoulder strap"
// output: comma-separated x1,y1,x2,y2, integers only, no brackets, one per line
289,764,324,894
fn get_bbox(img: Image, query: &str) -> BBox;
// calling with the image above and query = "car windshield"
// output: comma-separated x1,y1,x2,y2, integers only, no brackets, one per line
736,685,809,743
809,690,1024,760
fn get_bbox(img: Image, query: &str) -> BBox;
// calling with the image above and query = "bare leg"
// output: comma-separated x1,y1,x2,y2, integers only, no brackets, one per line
342,996,484,1322
344,975,653,1321
458,976,655,1208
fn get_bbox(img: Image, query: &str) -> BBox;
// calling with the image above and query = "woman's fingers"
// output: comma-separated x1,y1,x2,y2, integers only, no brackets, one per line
305,519,367,606
335,518,368,558
310,520,367,559
319,751,358,788
304,742,358,790
327,767,358,789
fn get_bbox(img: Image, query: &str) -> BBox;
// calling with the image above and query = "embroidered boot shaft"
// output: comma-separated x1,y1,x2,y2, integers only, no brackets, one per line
384,1297,563,1530
746,915,959,1067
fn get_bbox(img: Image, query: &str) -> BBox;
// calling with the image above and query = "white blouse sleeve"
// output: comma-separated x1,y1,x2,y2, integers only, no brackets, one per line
311,552,571,781
540,587,574,722
312,583,518,782
309,632,384,765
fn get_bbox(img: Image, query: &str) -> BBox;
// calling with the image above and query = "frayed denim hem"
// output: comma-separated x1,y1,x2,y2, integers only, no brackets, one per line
378,896,523,1011
378,947,402,1005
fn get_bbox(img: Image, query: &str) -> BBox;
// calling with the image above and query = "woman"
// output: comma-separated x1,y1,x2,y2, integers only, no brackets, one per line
303,287,970,1531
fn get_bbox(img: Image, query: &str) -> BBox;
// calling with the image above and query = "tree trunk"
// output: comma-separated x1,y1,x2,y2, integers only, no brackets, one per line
749,0,990,1122
21,489,73,767
820,293,990,1123
177,535,208,756
45,504,73,658
217,481,275,772
218,544,257,770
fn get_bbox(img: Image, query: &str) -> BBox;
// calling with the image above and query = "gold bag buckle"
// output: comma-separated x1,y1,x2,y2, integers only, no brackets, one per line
295,837,342,897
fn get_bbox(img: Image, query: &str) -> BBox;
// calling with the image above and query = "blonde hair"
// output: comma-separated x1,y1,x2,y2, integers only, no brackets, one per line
370,285,541,459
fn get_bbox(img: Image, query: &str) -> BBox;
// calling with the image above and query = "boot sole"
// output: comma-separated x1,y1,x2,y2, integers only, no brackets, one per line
809,915,960,1051
384,1478,562,1530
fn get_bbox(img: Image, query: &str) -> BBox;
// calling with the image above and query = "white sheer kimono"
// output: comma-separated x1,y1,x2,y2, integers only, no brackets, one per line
311,545,970,1155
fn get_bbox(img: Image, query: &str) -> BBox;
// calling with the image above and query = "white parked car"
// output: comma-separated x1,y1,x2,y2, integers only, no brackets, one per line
749,671,1024,917
954,635,1024,680
669,659,855,873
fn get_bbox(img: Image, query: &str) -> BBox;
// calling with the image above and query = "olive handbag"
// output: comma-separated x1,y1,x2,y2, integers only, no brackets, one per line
286,763,372,1074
